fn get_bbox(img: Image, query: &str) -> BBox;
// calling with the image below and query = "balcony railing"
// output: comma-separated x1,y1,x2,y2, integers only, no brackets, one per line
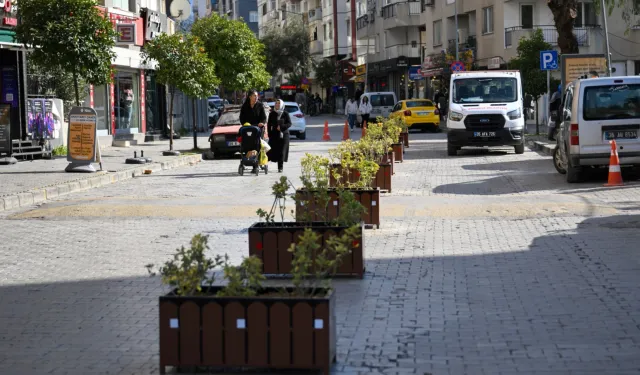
448,35,477,52
504,25,598,48
409,1,421,15
386,44,421,59
382,2,421,20
308,7,322,22
310,40,322,55
357,14,373,30
382,4,396,19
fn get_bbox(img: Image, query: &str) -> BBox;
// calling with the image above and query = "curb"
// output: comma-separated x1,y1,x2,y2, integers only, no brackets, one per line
0,154,202,213
526,140,556,157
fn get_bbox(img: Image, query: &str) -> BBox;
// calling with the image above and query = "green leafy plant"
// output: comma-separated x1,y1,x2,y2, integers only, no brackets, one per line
328,140,379,189
52,145,67,156
256,176,291,225
216,256,266,297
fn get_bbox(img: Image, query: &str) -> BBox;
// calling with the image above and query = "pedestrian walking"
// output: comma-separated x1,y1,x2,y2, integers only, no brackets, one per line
267,99,291,173
345,96,358,131
359,96,372,126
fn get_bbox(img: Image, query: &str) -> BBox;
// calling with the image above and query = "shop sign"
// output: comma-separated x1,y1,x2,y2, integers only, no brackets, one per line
356,64,366,76
109,12,143,46
67,107,98,162
280,85,297,90
116,23,136,44
140,72,146,133
0,104,11,156
0,0,18,28
409,66,423,81
142,8,165,41
422,56,436,70
397,57,408,68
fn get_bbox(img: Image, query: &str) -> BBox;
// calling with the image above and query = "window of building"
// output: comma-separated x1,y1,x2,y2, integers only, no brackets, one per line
521,4,533,29
482,6,494,34
346,19,351,36
329,22,333,39
112,0,130,11
313,26,318,41
324,24,328,40
433,20,442,46
249,11,258,22
262,3,267,15
270,0,276,10
575,2,597,27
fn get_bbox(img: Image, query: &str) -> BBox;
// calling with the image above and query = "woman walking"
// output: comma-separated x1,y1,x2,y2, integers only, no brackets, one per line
359,96,372,127
239,89,267,128
267,99,291,173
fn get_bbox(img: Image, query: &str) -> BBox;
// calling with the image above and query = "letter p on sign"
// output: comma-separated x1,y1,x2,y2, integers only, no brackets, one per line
540,50,558,71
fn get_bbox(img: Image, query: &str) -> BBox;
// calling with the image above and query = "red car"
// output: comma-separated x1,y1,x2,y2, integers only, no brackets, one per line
208,104,270,158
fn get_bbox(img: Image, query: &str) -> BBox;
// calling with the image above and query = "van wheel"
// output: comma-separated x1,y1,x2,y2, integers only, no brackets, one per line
553,147,567,174
514,142,525,154
566,165,582,183
447,143,459,156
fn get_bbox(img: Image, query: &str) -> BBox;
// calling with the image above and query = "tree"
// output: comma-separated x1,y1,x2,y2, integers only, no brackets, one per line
16,0,117,106
509,29,560,134
313,58,337,93
192,14,270,94
27,61,85,119
142,33,219,151
261,19,311,78
548,0,635,54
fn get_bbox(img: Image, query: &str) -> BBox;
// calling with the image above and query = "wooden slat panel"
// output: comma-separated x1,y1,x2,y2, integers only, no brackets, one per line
179,302,201,365
327,190,339,220
333,229,353,275
359,192,371,225
292,303,313,366
383,165,392,192
314,303,331,367
247,302,268,366
248,230,263,266
371,191,380,228
278,230,293,274
270,302,291,366
224,302,246,366
263,231,278,274
202,302,223,365
353,228,364,278
159,302,179,367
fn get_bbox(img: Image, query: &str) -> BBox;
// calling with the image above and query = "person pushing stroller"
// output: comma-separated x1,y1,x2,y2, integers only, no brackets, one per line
239,89,267,174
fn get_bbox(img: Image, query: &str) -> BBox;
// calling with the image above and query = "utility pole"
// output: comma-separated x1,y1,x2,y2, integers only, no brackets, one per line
601,0,612,76
454,0,459,61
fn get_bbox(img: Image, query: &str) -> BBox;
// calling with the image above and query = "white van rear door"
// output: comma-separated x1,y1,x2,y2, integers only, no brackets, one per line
370,93,396,118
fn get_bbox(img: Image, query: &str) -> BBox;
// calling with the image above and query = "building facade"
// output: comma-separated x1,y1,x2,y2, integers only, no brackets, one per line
217,0,259,35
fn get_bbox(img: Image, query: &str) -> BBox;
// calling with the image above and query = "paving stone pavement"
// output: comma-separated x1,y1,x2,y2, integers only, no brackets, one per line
0,121,639,375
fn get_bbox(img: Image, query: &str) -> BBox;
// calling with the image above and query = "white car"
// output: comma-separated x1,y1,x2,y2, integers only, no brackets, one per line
266,101,307,139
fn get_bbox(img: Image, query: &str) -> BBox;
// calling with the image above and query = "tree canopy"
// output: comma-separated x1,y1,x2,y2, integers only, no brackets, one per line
313,58,337,90
16,0,117,104
509,29,554,99
192,14,270,92
261,20,311,77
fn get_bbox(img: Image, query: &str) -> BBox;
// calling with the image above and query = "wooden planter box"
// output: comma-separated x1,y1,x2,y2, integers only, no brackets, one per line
381,151,395,174
392,143,404,163
295,188,380,229
400,132,409,148
248,222,364,278
329,163,392,192
159,287,337,375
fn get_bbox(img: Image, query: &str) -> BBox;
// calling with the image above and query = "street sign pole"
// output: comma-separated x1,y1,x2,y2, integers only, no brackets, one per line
601,0,612,76
544,70,550,135
453,0,459,61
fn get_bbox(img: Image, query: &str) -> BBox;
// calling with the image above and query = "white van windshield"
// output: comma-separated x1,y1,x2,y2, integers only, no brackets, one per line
368,94,395,107
453,77,518,103
583,84,640,120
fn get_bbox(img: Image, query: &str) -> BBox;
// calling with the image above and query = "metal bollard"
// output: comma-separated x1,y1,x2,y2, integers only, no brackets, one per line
134,151,137,158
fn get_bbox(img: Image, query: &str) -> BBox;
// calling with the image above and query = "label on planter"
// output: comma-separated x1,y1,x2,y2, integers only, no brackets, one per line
170,318,179,329
237,318,246,329
314,319,324,329
333,201,338,206
372,200,377,206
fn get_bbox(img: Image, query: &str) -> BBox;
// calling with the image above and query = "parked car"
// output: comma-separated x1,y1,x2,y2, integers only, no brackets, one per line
389,99,441,132
357,92,397,126
553,76,640,183
266,101,307,139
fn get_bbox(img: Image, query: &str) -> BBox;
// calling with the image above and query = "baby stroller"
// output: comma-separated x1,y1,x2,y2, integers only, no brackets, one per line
238,125,268,176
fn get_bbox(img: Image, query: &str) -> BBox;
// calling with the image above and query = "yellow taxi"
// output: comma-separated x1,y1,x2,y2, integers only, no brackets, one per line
389,99,441,132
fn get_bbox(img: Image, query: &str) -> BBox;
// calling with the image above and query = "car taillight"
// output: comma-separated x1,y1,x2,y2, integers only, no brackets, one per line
434,109,439,115
237,136,242,143
294,113,304,118
404,110,412,116
570,124,579,145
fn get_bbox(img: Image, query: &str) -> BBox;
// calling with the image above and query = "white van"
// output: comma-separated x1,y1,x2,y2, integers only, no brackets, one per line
446,71,525,156
554,76,640,182
357,91,397,124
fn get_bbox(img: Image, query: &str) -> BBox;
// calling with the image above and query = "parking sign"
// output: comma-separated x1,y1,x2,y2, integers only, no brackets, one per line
540,50,558,70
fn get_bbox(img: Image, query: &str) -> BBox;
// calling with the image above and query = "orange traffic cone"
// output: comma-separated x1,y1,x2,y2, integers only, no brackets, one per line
342,120,350,140
322,120,331,141
361,121,367,138
605,140,623,187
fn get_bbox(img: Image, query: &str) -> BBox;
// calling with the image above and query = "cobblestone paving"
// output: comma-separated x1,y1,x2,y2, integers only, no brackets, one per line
1,121,639,375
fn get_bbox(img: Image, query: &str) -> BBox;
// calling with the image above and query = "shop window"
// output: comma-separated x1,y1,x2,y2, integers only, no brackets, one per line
93,85,110,134
114,71,140,133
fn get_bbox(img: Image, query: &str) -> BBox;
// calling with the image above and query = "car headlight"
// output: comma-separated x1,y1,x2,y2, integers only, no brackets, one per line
449,111,463,122
214,135,225,142
507,108,521,120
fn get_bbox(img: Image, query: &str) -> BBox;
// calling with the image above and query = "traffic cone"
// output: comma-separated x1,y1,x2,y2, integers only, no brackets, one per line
342,120,350,140
322,120,331,141
361,121,367,138
605,140,624,187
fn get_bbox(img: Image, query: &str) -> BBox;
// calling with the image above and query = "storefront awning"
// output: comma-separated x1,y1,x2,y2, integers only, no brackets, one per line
421,68,443,78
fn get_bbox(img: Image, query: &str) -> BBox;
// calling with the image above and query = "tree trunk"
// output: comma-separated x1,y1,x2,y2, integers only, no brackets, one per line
548,0,579,54
192,97,198,150
169,90,174,151
72,69,80,106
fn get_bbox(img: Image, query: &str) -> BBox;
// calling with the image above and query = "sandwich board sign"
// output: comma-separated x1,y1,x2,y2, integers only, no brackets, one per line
66,107,98,173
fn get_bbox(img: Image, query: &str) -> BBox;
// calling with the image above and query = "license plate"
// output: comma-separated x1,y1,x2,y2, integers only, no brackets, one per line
474,131,496,137
603,130,638,140
227,141,240,146
417,111,430,116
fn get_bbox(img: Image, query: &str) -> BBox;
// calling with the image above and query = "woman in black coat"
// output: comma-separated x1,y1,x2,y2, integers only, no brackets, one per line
239,89,267,127
267,99,291,173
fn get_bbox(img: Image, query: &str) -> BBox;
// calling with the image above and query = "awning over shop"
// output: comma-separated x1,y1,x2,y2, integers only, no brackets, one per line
421,68,443,78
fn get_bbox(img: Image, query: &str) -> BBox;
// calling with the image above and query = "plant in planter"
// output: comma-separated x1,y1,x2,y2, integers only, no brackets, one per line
250,174,367,277
357,135,393,192
151,232,351,374
327,140,379,189
380,117,405,163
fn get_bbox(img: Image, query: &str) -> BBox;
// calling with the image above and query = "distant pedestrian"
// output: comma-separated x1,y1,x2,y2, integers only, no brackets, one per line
345,97,358,131
267,99,291,173
359,96,372,126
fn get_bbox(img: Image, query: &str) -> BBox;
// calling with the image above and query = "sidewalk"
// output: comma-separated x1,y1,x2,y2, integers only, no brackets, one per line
0,137,208,212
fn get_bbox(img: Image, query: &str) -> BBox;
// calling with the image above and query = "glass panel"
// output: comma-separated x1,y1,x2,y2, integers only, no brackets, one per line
216,111,240,126
114,71,140,132
583,84,640,120
370,94,395,106
583,2,597,25
452,77,518,103
521,5,533,29
406,100,434,107
94,85,109,132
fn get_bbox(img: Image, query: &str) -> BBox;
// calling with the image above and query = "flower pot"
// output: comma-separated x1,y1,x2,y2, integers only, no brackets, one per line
381,152,395,174
159,287,337,375
392,143,403,163
400,131,409,148
248,222,364,278
329,163,391,192
295,188,380,229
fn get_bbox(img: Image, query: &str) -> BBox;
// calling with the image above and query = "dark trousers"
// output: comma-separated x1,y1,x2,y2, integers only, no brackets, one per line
361,114,370,126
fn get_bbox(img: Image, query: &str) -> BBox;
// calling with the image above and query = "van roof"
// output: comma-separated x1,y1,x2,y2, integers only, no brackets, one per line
363,92,396,95
452,71,520,78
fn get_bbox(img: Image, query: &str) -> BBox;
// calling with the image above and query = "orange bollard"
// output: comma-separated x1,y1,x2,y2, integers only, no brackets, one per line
605,140,623,186
361,120,367,138
342,120,350,140
322,120,331,141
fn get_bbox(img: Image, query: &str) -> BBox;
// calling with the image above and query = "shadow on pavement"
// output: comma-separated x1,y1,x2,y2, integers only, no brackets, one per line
1,214,639,374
